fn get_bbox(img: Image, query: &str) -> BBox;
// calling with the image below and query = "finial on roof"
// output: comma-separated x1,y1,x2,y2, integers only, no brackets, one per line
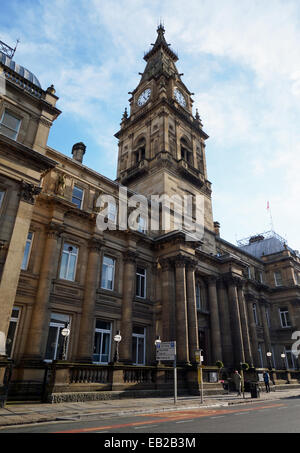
46,84,56,95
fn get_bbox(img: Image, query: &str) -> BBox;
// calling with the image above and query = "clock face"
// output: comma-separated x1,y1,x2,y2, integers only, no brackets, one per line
174,88,186,107
137,88,151,106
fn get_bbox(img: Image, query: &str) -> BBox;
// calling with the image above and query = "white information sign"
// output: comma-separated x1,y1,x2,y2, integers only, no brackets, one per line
156,341,176,361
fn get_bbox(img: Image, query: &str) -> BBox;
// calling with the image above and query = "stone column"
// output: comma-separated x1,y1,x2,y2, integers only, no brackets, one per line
226,276,245,366
0,183,40,355
237,281,253,366
119,251,137,363
174,256,189,364
245,295,260,367
186,260,199,363
217,278,233,367
207,276,223,364
160,258,174,342
261,300,272,358
24,222,62,360
76,238,102,362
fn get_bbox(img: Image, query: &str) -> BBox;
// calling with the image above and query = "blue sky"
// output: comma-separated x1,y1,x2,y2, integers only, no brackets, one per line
1,0,300,249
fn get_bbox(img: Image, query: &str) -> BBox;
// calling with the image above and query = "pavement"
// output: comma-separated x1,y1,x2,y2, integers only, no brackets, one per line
0,387,300,428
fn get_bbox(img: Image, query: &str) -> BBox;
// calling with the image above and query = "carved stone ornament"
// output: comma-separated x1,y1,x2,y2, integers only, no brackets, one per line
20,181,42,205
54,173,66,196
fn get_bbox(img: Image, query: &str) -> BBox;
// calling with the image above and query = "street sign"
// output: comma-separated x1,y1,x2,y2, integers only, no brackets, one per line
156,341,176,361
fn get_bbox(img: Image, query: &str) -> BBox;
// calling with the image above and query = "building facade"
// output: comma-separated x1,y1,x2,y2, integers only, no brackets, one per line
0,28,300,400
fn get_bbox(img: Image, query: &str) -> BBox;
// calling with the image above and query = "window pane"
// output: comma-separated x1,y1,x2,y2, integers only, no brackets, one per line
0,124,17,139
133,326,144,335
96,320,111,330
0,190,4,208
67,254,77,280
6,321,17,357
2,111,20,129
45,326,59,360
132,337,137,364
59,252,68,279
101,333,110,363
137,338,144,364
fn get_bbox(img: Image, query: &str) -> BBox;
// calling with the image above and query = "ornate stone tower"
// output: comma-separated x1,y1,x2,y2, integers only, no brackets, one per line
115,25,215,250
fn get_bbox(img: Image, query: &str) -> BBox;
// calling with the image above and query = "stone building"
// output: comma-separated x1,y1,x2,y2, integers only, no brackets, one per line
0,27,300,400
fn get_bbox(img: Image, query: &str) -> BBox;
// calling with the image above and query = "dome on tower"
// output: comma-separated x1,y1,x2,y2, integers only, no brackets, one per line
0,50,41,88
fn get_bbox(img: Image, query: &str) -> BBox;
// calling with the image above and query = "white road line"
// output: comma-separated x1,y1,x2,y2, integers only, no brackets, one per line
134,425,158,429
176,420,195,424
210,416,225,419
234,412,249,415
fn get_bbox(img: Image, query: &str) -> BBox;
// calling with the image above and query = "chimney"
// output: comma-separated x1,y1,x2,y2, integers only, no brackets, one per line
214,221,220,237
72,142,86,163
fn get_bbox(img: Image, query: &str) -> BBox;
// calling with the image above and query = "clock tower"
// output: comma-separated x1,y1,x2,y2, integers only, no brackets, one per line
115,25,215,247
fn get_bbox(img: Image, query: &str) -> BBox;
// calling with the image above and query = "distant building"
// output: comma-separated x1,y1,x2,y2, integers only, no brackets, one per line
0,28,299,401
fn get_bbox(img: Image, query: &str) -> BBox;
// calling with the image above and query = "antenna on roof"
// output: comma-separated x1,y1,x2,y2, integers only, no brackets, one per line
266,201,274,232
12,38,20,58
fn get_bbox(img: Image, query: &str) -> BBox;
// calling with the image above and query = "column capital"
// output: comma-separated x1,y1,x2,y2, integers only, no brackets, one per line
173,254,188,268
185,257,198,271
123,250,138,264
206,274,218,285
46,221,63,239
19,181,42,205
159,257,173,271
88,237,103,252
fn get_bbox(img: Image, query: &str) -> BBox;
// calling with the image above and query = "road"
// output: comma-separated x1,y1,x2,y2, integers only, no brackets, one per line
1,397,300,434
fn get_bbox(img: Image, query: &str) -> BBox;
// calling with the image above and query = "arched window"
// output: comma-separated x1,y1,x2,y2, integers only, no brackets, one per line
180,138,192,164
134,137,146,164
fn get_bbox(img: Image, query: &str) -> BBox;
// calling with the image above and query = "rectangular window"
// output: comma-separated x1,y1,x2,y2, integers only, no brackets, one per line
279,308,291,328
136,267,146,298
137,215,147,233
259,271,264,283
6,307,20,357
274,271,283,286
21,231,34,270
0,110,21,140
132,326,145,365
59,243,78,281
247,267,252,279
93,320,111,364
44,313,70,361
72,185,84,209
101,256,115,290
108,202,117,222
253,303,258,325
196,284,202,310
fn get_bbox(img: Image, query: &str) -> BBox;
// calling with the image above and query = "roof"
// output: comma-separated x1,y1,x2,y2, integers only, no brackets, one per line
0,50,41,88
237,231,297,259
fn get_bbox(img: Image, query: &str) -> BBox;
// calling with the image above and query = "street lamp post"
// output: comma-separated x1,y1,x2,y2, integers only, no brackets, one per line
61,325,70,361
113,330,122,363
266,351,272,370
281,353,286,370
154,336,161,365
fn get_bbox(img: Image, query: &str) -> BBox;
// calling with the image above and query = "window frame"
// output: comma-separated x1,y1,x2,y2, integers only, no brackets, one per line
136,266,146,299
6,307,21,358
279,307,291,328
72,185,84,209
59,242,79,282
101,255,115,291
274,270,283,286
44,313,71,362
0,189,5,210
0,109,21,140
92,320,112,364
253,303,259,325
132,327,146,365
21,231,34,271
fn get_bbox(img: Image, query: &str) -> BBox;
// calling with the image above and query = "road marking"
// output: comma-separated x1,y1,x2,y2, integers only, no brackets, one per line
277,407,288,410
211,416,225,419
234,412,249,415
55,403,285,433
176,419,194,424
135,424,158,429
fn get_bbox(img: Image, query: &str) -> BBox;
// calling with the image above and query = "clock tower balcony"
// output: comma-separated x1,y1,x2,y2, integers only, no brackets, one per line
119,159,149,185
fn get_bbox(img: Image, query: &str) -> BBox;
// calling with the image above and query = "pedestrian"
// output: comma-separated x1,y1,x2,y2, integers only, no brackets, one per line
233,370,242,396
263,371,271,393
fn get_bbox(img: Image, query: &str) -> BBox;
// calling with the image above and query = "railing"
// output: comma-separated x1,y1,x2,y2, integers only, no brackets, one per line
123,367,155,384
70,366,109,384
